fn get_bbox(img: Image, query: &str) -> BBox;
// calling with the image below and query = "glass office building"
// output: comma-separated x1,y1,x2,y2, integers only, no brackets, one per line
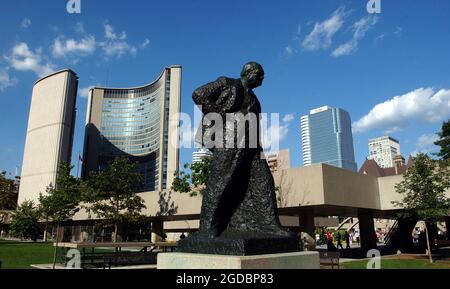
301,106,357,172
82,66,181,192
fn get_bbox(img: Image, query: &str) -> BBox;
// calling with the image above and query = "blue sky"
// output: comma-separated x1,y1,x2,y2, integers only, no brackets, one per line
1,0,450,177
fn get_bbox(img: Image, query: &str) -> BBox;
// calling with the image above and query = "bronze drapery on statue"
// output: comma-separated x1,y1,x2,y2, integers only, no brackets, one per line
178,62,299,255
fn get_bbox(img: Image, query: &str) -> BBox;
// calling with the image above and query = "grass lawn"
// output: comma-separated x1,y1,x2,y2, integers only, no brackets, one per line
0,240,55,269
342,258,450,269
0,240,136,269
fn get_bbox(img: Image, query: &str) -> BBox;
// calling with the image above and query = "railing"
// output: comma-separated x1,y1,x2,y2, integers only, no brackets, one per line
384,220,399,246
336,217,353,231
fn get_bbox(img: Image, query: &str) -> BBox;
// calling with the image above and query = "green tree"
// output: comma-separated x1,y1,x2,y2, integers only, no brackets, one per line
10,200,41,241
38,163,81,268
83,157,146,242
435,120,450,160
171,157,211,197
38,163,81,241
393,153,450,263
0,175,18,210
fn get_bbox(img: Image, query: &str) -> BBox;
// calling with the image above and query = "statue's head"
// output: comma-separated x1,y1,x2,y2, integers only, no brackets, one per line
240,62,265,89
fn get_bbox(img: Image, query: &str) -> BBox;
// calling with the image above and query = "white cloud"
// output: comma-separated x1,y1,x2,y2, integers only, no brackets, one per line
332,15,378,57
281,25,301,58
104,24,126,40
140,39,150,49
417,134,439,150
100,24,137,58
261,114,295,151
5,42,55,77
78,85,97,98
21,18,31,29
292,25,302,41
283,113,295,123
0,69,18,91
75,22,85,34
101,42,137,58
302,7,347,51
411,134,440,156
104,24,116,40
353,87,450,134
374,34,385,42
394,26,403,36
282,46,295,58
331,42,354,57
52,36,96,58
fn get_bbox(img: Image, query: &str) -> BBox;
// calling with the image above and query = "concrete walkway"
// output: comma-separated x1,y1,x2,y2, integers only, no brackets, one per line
31,264,157,270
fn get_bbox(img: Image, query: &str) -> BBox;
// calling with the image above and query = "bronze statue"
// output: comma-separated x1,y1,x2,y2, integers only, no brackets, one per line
178,62,299,255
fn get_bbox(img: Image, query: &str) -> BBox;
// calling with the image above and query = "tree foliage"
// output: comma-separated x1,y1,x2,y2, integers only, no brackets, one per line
156,190,178,217
0,175,18,210
393,153,450,263
83,157,146,241
393,153,450,222
38,163,81,225
10,200,41,241
171,157,211,197
435,120,450,160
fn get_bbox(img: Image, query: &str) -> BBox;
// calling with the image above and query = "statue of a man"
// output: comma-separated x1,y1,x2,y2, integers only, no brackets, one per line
178,62,299,255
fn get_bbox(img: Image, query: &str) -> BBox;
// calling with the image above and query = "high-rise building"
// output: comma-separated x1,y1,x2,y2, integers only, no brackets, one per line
367,136,401,168
301,106,357,172
265,149,291,174
82,66,181,192
192,148,213,164
19,69,78,204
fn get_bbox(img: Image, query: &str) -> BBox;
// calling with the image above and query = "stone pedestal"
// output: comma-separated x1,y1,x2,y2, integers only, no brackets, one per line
178,232,299,256
157,251,320,269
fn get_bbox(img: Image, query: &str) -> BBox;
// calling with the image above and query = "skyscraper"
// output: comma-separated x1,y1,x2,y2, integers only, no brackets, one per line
192,148,213,164
82,66,181,192
301,106,357,172
19,69,78,204
368,136,401,168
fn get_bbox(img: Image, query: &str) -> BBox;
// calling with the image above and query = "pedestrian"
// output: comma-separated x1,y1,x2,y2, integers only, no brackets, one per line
345,231,351,249
336,232,344,249
326,230,338,252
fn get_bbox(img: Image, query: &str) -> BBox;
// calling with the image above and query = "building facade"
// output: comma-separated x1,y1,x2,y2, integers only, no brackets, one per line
266,149,291,174
82,66,181,192
368,136,401,168
192,148,213,164
18,69,78,204
301,106,357,172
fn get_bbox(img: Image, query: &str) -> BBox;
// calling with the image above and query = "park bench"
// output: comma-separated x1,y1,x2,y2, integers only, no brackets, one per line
54,242,176,269
319,251,340,269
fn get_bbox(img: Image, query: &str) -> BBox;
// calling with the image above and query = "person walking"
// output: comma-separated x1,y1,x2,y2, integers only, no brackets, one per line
336,232,344,250
345,231,351,249
326,230,338,252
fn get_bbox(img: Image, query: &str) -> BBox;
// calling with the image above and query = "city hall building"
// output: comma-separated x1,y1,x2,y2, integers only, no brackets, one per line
82,66,182,192
19,69,78,204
